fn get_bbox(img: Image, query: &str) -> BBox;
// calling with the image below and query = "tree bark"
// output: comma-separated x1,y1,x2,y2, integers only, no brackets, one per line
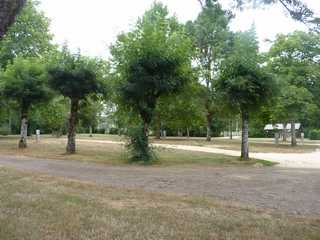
291,120,297,147
282,122,287,142
0,0,26,39
19,109,28,148
8,108,12,135
66,98,79,154
155,111,161,140
229,119,233,140
206,113,213,142
89,126,93,137
241,111,249,160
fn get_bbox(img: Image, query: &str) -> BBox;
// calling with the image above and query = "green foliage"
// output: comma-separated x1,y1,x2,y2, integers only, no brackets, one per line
0,57,51,111
0,0,54,68
268,31,320,124
111,2,192,125
186,0,233,136
78,98,104,131
309,129,320,140
218,29,275,113
48,49,105,100
126,125,156,164
111,2,192,162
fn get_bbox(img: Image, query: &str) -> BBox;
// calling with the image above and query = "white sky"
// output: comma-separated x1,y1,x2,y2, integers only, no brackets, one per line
38,0,319,58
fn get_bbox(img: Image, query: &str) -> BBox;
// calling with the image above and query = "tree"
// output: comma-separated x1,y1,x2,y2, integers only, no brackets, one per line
0,57,50,148
111,3,192,162
156,81,204,138
186,0,233,141
36,97,69,136
268,31,320,145
272,85,317,146
225,0,319,32
218,30,275,160
48,49,105,154
0,0,54,68
0,0,26,39
78,98,104,137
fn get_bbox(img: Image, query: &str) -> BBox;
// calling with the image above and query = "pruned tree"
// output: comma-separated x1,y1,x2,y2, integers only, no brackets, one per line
48,48,106,154
111,2,192,162
218,29,275,160
0,0,26,39
0,57,50,148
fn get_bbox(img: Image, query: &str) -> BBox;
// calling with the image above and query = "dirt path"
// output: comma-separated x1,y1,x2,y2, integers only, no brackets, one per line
0,155,319,216
77,139,320,169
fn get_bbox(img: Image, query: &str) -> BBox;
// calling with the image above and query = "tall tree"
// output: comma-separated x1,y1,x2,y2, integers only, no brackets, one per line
111,2,192,162
0,0,26,39
0,57,50,148
268,31,320,145
0,0,53,68
218,29,275,160
48,49,106,154
187,0,232,141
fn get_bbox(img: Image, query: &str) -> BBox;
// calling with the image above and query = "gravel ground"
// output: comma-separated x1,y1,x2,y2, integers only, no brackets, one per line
0,155,319,217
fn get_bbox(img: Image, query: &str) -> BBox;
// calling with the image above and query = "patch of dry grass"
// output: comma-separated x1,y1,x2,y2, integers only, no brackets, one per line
0,136,275,166
150,137,320,153
0,167,319,240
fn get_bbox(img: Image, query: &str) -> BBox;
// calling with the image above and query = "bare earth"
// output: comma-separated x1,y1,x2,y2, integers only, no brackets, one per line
0,155,319,217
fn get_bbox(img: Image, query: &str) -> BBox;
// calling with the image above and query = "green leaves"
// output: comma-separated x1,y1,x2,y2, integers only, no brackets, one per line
48,49,105,100
111,2,192,123
0,0,54,68
1,57,51,110
218,30,275,113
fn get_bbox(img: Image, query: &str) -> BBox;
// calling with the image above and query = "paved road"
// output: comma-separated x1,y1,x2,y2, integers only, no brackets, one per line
0,155,319,216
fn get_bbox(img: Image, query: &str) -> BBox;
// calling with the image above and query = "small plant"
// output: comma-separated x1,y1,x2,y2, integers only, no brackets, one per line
126,125,156,164
309,129,320,140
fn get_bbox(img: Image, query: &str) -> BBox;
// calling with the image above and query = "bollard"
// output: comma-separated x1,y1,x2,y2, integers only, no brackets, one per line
36,129,40,143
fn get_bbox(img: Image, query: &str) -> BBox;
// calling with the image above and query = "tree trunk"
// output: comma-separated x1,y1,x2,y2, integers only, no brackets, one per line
8,108,12,135
206,114,213,142
0,0,26,39
155,111,161,140
143,121,149,139
19,110,28,148
291,120,297,147
186,127,190,139
241,111,249,160
66,98,79,154
89,126,93,137
229,119,233,140
282,122,287,142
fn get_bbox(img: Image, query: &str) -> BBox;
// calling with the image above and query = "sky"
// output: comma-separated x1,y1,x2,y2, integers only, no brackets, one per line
37,0,318,58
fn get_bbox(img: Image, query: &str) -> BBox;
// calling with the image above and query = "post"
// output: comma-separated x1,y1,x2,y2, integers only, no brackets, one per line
274,132,279,145
301,132,304,145
291,120,297,147
36,129,40,143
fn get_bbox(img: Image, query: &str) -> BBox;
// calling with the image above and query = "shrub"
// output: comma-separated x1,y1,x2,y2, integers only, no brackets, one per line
126,125,156,164
309,129,320,140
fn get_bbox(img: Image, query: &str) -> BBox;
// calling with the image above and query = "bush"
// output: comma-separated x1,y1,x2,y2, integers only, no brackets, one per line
126,125,156,163
109,128,119,135
309,129,320,140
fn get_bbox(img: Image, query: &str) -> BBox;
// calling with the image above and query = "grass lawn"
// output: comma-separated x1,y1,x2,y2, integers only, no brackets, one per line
0,135,275,167
0,167,319,240
150,137,320,153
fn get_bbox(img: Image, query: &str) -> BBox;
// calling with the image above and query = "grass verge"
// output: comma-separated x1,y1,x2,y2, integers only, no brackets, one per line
0,136,276,167
0,167,319,240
